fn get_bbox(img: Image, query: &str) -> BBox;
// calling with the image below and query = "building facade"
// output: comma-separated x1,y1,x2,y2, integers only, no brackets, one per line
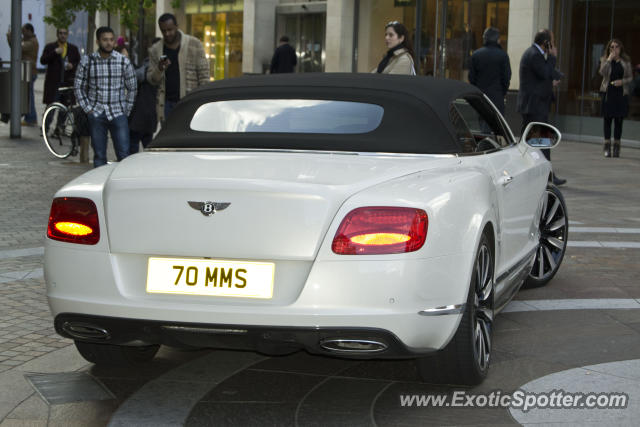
155,0,640,143
551,0,639,142
40,0,636,142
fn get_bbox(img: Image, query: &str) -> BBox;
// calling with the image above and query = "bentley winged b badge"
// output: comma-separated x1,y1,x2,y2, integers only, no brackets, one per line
188,201,231,216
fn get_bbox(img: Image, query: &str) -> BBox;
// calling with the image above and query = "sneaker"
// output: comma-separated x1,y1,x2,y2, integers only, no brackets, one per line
21,120,37,127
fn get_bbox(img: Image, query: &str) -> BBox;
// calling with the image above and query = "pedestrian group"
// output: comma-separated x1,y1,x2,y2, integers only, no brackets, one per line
19,18,635,168
28,13,210,168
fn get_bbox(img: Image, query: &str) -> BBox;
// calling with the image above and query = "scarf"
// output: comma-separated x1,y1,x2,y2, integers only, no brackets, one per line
376,45,404,73
59,42,68,58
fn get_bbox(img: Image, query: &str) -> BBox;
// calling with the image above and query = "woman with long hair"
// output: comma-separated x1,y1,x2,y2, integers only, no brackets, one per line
599,38,632,157
373,21,416,75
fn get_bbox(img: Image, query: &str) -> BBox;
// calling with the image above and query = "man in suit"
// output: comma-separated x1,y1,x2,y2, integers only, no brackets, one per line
517,29,565,186
469,27,511,114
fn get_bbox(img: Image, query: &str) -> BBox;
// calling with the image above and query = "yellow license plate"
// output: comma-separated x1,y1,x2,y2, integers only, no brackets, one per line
146,257,275,299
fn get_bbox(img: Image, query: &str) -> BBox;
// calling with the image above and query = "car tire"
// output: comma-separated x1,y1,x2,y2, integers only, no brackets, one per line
416,233,494,386
74,341,160,365
524,184,568,289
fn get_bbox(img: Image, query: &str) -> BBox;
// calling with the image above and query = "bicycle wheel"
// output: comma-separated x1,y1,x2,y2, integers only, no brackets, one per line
42,104,76,158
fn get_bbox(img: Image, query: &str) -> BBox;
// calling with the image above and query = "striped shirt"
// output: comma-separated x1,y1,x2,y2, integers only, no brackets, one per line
74,50,137,120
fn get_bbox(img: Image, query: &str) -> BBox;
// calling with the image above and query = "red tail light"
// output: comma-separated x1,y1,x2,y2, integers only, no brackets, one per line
47,197,100,245
332,207,428,255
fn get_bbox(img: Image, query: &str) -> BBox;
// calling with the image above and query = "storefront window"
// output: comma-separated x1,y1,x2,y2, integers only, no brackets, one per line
553,0,639,139
186,0,243,80
401,0,509,79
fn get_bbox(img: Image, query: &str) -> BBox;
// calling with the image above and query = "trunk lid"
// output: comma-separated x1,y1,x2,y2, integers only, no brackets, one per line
104,151,453,260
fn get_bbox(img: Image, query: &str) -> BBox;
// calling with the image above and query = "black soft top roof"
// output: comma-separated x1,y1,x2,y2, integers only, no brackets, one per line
150,73,483,154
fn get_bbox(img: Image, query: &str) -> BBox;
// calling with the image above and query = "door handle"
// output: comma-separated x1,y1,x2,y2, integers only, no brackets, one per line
499,175,513,186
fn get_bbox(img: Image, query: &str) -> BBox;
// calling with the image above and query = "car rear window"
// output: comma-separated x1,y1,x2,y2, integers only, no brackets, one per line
152,84,461,154
189,99,384,134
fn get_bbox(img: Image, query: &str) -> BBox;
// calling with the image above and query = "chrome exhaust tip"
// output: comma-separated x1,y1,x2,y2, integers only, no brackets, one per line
62,322,110,340
320,339,387,353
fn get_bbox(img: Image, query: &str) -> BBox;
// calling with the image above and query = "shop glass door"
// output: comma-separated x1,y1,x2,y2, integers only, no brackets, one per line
405,0,508,79
277,13,326,73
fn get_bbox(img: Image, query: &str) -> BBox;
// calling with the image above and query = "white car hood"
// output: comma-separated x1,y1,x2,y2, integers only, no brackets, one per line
104,151,456,260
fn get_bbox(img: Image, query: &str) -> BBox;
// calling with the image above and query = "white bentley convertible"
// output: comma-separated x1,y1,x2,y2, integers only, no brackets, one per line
45,74,568,385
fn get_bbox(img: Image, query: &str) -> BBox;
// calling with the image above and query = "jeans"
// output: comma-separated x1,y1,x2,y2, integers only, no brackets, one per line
129,130,153,154
88,112,130,168
24,75,37,124
603,116,623,140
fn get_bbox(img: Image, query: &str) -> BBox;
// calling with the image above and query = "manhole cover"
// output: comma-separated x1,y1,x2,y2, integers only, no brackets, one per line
25,372,115,405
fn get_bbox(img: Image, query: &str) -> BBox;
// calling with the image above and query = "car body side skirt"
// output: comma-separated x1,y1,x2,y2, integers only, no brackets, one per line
494,246,538,312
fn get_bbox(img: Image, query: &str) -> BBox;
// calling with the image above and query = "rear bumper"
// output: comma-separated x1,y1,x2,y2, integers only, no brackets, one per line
55,313,437,359
46,243,473,351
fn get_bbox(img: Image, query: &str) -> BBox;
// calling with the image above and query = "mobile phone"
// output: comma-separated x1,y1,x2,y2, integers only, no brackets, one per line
160,55,168,61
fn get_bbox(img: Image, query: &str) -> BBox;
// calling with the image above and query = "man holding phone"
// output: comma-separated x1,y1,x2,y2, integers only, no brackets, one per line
517,29,566,186
147,13,209,124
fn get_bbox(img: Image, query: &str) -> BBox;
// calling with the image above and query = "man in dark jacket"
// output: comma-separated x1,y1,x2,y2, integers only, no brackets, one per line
270,36,297,73
469,27,511,114
41,28,81,106
517,29,565,186
41,28,81,139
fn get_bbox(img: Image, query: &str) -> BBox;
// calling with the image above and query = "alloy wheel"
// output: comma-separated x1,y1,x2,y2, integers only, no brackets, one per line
530,187,568,281
474,243,493,371
416,235,494,385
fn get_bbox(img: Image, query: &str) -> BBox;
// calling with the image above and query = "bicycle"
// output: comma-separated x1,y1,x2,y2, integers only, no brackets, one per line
42,86,84,158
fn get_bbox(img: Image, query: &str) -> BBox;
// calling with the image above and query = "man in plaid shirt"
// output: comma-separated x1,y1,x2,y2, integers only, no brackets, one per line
75,26,137,167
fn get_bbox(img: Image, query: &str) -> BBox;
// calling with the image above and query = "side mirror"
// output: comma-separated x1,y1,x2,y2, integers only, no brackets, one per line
522,122,562,149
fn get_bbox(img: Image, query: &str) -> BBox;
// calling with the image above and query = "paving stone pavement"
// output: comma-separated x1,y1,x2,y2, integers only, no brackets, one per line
0,276,69,373
0,77,118,374
1,77,640,425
